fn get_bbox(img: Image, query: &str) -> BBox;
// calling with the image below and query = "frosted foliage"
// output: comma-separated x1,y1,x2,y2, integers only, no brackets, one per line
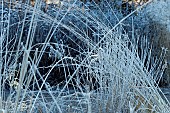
0,0,170,113
145,0,170,32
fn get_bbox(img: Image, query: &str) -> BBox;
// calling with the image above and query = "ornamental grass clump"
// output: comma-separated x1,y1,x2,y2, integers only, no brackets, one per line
0,0,169,112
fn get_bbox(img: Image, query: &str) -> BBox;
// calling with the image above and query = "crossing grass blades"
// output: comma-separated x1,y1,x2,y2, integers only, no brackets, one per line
0,0,169,112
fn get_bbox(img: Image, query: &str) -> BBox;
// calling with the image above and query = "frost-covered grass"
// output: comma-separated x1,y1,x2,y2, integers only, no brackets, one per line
0,0,170,113
141,0,170,86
